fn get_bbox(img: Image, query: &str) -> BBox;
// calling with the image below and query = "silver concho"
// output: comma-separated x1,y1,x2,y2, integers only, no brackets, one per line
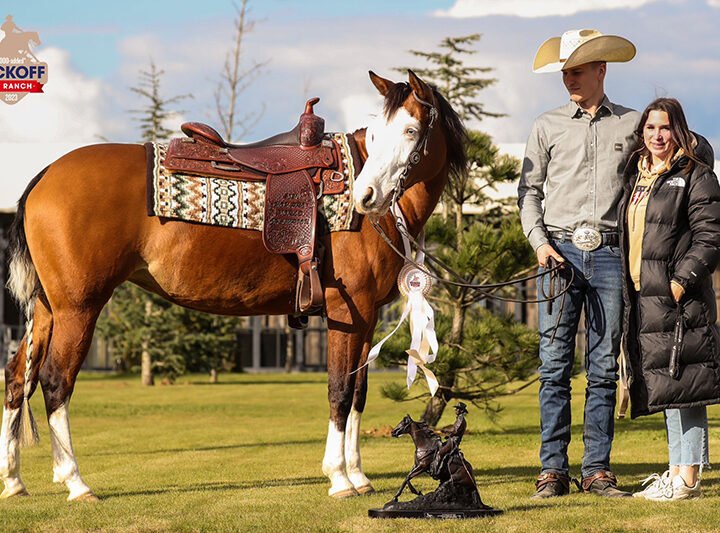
398,263,433,297
571,227,602,251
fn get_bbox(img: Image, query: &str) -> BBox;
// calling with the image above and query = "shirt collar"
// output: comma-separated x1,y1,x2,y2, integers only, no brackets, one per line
568,95,614,118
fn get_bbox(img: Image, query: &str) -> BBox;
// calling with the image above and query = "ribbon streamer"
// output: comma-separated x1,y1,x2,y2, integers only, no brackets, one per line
358,203,439,396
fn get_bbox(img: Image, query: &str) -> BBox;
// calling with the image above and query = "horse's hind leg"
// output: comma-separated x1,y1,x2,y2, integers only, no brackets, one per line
38,307,101,501
0,298,52,498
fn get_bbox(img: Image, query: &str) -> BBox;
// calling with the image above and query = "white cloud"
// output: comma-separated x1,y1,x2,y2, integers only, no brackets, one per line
436,0,660,18
1,47,108,142
709,0,720,6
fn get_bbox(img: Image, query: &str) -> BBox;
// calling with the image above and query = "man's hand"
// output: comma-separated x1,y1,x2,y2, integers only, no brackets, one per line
536,243,564,268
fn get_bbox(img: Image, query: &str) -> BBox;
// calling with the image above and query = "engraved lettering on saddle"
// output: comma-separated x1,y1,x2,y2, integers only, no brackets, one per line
164,98,352,322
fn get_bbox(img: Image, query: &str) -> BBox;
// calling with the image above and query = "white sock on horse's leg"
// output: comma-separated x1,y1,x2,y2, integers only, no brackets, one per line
344,407,373,493
322,420,357,498
48,403,95,501
0,407,28,498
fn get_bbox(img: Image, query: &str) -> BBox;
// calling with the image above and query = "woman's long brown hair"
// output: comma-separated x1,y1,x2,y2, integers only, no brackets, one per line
633,97,706,174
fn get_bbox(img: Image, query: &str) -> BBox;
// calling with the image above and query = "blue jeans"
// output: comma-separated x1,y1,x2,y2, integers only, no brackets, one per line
665,407,709,469
537,239,623,478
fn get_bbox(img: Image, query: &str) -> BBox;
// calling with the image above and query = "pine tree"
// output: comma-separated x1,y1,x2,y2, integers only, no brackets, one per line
378,36,538,426
129,58,192,143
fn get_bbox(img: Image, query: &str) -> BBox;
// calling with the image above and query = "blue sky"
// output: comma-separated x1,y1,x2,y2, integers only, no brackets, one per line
1,0,719,206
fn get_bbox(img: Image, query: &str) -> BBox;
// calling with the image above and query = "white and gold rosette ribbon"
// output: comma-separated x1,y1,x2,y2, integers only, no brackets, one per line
359,203,439,396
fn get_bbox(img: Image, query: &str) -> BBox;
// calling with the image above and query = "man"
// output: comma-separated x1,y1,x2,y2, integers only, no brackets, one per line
430,402,468,476
518,29,640,499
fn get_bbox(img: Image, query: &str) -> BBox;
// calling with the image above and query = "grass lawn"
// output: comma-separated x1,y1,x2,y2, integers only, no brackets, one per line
2,371,720,532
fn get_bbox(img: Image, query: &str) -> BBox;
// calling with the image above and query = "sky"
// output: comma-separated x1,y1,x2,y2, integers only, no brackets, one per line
1,0,719,208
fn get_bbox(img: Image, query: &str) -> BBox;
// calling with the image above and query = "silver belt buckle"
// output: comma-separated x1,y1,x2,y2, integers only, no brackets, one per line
571,227,602,251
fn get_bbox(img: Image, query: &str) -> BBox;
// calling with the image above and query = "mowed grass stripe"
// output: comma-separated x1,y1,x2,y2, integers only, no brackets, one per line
2,371,719,532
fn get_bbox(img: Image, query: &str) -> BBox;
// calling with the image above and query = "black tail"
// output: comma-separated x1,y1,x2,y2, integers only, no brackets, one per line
6,166,48,314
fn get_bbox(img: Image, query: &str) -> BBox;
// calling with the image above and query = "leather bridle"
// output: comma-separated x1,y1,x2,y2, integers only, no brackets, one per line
390,92,439,206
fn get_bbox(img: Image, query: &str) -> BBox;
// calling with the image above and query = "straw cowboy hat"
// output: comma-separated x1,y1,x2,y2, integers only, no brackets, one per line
533,29,636,73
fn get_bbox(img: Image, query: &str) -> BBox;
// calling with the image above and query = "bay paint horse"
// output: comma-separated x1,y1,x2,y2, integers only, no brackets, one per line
1,71,467,501
390,414,479,503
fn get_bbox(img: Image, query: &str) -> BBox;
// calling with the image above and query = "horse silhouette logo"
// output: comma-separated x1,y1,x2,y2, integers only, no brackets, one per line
0,15,48,105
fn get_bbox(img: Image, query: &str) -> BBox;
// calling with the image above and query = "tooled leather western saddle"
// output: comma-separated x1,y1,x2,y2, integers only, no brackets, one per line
164,98,351,325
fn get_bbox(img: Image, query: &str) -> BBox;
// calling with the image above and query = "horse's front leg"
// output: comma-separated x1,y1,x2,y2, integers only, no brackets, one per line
322,291,376,498
343,308,378,495
392,462,425,502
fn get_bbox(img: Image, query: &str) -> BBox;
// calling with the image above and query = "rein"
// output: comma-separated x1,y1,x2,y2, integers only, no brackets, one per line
368,213,574,305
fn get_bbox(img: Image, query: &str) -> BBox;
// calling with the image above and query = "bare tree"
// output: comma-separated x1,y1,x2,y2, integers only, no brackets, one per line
214,0,268,142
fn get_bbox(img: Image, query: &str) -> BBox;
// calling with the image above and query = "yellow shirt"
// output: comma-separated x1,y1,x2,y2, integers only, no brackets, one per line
627,159,663,291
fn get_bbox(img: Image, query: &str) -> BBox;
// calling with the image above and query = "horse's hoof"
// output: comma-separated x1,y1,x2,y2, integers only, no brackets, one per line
330,488,359,499
355,484,375,495
0,487,29,499
69,491,100,502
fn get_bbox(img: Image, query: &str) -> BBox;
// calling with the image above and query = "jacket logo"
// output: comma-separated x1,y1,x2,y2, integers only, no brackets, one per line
666,177,686,188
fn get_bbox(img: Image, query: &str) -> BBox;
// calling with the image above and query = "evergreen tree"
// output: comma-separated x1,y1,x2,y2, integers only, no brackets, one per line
378,36,538,425
129,58,192,143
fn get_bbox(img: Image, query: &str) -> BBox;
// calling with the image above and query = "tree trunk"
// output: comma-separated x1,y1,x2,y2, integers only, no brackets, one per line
284,320,294,373
420,372,457,426
141,300,154,386
210,368,218,383
141,347,154,386
421,301,465,426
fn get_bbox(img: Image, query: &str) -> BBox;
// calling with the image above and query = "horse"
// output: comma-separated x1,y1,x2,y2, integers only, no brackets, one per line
389,414,478,502
0,70,467,501
0,32,42,62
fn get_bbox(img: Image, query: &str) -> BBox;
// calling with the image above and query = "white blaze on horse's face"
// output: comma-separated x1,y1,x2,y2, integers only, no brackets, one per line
354,108,421,215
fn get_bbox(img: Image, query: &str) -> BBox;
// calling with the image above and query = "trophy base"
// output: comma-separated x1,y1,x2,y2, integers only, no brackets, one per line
368,507,502,519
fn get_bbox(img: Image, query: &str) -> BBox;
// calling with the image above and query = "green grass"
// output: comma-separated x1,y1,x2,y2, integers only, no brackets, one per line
2,371,720,532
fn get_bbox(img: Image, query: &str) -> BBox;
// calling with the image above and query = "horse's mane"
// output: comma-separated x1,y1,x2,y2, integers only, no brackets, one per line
414,419,441,442
383,82,468,185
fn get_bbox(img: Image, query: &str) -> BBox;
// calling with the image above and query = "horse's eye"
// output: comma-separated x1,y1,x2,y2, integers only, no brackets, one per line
406,128,417,136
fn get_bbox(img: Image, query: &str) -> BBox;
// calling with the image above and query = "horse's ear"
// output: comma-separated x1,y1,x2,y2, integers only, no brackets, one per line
408,70,433,102
369,71,394,97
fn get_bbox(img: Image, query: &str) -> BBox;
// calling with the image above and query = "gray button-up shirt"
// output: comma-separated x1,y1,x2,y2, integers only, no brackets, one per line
518,96,640,251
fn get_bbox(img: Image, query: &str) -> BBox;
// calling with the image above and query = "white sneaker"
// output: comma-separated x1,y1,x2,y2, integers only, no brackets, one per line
634,471,671,499
669,474,701,501
644,474,702,501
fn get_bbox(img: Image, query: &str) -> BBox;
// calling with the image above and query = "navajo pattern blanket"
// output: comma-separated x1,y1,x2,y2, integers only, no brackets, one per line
145,133,361,233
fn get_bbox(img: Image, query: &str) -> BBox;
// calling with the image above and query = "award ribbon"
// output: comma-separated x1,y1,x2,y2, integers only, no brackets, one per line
356,203,439,396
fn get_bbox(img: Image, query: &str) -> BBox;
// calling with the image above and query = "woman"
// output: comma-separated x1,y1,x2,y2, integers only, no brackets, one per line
618,97,720,501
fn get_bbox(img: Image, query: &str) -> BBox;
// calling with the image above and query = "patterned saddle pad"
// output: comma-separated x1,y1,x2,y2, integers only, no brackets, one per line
144,132,362,234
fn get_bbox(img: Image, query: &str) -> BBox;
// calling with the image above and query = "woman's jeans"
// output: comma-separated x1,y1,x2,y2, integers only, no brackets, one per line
537,240,623,479
665,407,709,470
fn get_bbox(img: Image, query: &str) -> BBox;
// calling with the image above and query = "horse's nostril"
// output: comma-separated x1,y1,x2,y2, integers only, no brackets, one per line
362,187,374,206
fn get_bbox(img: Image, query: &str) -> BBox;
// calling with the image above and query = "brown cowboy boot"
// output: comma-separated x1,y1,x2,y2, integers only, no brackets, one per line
531,472,570,499
581,471,632,497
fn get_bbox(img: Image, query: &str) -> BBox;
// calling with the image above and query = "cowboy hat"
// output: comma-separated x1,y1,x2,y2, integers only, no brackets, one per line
454,402,468,414
533,29,636,73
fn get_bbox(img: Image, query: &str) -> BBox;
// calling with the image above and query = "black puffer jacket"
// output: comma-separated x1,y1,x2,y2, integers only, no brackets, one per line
619,134,720,418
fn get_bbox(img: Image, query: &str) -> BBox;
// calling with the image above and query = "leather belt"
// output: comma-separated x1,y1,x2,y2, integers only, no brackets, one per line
549,230,618,250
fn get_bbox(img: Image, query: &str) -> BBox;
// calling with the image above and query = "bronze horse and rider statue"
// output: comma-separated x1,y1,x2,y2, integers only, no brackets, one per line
370,402,501,517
